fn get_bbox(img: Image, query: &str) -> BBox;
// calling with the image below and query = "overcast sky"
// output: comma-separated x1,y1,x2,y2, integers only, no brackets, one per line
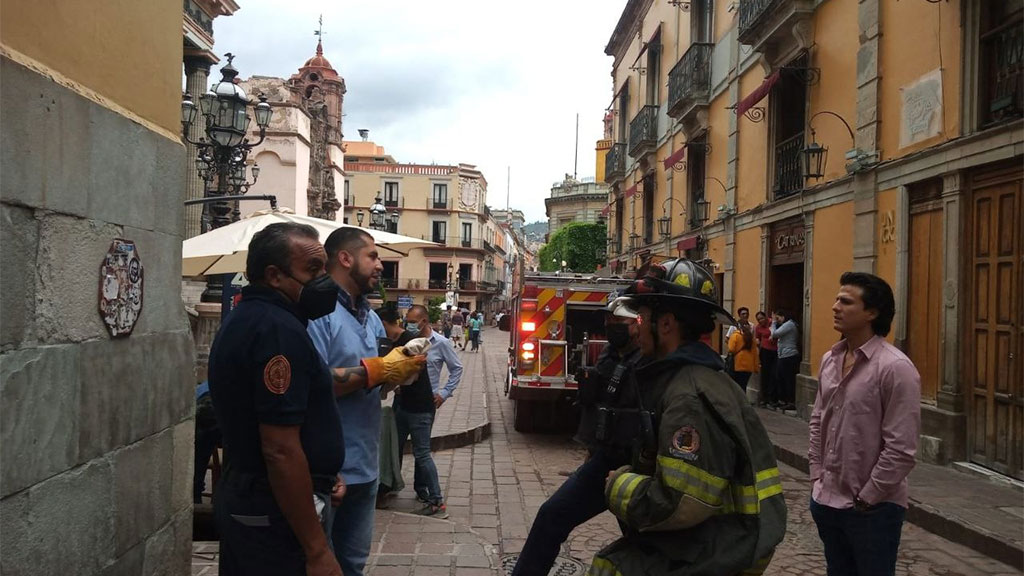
212,1,626,223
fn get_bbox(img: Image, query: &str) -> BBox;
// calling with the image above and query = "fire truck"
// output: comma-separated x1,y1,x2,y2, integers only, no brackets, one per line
498,273,635,432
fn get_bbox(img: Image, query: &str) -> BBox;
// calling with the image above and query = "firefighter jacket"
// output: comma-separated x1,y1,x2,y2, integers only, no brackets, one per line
589,342,787,576
574,344,645,466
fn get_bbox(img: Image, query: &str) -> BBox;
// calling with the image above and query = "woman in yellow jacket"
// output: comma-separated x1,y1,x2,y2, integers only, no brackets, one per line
728,321,759,391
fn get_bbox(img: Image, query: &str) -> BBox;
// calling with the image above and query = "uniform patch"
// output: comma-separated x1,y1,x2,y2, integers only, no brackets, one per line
674,273,691,288
669,425,700,461
264,355,291,395
700,280,714,296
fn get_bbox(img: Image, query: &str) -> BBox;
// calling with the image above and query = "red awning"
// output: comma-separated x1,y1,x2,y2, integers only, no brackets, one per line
624,183,639,198
600,202,613,217
677,235,700,251
663,146,686,170
736,71,780,117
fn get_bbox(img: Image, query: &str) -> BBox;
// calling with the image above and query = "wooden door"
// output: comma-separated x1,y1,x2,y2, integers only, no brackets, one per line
968,173,1023,479
906,207,944,402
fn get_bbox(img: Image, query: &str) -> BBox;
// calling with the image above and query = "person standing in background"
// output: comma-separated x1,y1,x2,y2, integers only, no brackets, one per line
727,315,758,392
755,311,777,407
450,308,465,350
468,311,484,352
771,308,800,411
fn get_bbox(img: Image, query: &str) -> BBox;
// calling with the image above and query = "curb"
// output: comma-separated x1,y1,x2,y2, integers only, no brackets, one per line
429,419,491,452
769,442,1024,570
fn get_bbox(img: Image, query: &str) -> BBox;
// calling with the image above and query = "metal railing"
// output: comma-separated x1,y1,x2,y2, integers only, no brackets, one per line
982,19,1024,124
343,162,457,176
774,132,804,199
628,105,658,157
422,235,485,250
605,142,627,182
379,277,398,289
667,43,714,118
738,0,782,39
427,197,452,210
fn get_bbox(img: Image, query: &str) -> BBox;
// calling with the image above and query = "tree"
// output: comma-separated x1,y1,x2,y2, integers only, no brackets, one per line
427,296,445,324
538,222,606,273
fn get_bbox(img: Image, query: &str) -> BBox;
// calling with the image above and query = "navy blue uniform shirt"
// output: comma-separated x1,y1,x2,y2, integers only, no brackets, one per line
209,285,344,480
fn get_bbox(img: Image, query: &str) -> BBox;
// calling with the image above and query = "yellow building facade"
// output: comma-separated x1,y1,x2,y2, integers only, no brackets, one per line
343,141,512,314
603,0,1023,477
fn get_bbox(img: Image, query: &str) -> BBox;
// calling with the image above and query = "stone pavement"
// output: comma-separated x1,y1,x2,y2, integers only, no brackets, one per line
756,407,1024,570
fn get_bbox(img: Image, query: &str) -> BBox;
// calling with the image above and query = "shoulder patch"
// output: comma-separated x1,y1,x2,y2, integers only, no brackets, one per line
669,425,700,461
264,355,291,395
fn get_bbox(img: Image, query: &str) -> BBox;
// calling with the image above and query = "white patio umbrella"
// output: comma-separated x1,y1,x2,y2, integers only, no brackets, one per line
182,208,436,276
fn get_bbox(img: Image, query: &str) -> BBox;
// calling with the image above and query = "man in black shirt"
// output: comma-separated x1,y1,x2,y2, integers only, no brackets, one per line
208,223,345,576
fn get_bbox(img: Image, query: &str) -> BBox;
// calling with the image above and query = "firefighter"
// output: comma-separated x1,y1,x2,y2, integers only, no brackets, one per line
511,298,644,576
588,259,787,576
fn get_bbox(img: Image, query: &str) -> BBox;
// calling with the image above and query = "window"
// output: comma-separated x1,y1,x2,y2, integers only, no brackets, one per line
459,263,473,287
688,135,708,230
979,1,1023,126
432,221,447,244
615,196,625,251
771,55,808,199
381,261,399,289
384,181,399,207
344,180,350,205
643,174,655,244
462,223,473,247
428,262,447,290
646,34,662,105
692,0,714,43
617,80,630,142
433,183,448,208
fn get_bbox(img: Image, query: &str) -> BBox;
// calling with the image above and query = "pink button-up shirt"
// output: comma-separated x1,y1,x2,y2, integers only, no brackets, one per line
809,335,921,508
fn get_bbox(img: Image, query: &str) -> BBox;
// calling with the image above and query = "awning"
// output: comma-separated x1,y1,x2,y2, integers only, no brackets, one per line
662,145,686,170
600,202,613,217
624,183,639,198
736,71,780,117
677,235,700,251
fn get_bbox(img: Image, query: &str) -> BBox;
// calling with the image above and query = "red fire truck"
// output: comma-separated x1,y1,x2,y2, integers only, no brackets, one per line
498,273,635,432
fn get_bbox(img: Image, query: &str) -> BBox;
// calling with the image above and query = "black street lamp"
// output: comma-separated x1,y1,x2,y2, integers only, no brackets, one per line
369,194,387,230
356,211,365,226
802,110,856,181
181,53,274,302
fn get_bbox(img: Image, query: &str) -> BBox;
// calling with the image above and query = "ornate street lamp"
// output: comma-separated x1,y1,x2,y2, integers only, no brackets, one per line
695,197,711,225
369,194,387,230
802,110,856,181
356,211,365,226
389,210,400,232
181,53,274,302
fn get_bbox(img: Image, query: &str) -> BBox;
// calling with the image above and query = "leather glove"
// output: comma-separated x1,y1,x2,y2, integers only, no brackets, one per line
361,347,426,388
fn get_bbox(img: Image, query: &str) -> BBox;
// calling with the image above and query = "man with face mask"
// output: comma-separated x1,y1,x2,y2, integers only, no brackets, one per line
512,297,643,576
392,305,462,518
587,259,786,576
208,223,345,576
307,227,426,576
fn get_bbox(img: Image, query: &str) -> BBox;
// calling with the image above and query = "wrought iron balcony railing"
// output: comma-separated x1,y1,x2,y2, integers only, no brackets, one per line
628,105,659,157
773,132,804,200
428,197,452,210
379,277,398,289
604,142,627,183
739,0,782,41
423,235,485,250
667,43,714,119
982,19,1024,125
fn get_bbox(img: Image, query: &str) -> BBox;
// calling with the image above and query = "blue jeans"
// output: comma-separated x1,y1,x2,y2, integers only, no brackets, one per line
395,408,443,505
469,329,481,350
512,451,615,576
331,480,378,576
810,497,907,576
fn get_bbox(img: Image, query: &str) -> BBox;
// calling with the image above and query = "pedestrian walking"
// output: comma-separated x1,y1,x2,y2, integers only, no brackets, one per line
754,311,778,407
207,223,345,576
441,306,453,339
307,227,425,576
395,304,463,518
450,308,465,350
770,307,800,411
727,308,758,392
468,311,483,352
512,298,643,576
588,259,786,576
809,272,921,576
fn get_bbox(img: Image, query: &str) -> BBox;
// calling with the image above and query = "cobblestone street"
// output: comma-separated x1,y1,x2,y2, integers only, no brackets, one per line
195,330,1022,575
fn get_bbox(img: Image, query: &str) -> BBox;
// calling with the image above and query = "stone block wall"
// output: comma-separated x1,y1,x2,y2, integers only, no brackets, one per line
0,56,195,575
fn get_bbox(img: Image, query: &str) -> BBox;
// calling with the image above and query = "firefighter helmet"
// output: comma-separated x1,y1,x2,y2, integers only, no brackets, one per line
603,296,639,320
623,258,735,325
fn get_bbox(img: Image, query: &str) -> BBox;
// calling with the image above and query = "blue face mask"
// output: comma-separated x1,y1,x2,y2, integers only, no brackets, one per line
405,322,421,336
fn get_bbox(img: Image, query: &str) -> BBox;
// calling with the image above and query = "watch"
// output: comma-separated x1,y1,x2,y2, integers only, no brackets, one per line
853,496,872,511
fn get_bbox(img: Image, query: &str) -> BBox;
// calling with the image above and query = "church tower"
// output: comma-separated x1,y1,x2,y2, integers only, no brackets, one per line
287,38,346,144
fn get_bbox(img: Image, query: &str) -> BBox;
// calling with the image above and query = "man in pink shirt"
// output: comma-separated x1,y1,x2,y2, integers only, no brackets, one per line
808,272,921,576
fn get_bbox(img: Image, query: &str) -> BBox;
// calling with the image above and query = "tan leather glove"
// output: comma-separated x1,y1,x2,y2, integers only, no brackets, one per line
361,347,426,388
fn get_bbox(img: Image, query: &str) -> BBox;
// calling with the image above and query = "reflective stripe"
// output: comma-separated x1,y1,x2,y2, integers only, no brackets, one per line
657,457,783,515
608,472,646,518
587,557,623,576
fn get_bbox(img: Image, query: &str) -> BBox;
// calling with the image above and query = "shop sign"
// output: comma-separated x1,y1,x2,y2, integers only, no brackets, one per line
771,219,806,264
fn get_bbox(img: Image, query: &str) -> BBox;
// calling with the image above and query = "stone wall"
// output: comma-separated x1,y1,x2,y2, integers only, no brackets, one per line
1,56,195,575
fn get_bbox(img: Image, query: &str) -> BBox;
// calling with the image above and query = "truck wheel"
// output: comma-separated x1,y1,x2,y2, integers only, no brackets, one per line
513,398,535,433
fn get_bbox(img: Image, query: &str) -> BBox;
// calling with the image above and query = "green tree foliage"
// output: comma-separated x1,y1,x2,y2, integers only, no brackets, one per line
426,296,445,323
538,222,607,273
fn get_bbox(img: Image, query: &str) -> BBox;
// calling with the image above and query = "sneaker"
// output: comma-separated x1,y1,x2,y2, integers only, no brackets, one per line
415,503,449,519
415,494,429,504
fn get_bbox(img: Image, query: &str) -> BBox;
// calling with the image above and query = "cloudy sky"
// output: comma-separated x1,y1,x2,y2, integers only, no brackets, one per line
213,0,627,223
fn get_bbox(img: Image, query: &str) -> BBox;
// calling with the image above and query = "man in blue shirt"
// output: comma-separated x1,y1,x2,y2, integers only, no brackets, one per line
396,305,464,518
308,228,424,576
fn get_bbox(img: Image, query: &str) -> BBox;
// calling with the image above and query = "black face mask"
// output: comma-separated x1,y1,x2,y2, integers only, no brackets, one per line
295,273,339,320
606,323,633,350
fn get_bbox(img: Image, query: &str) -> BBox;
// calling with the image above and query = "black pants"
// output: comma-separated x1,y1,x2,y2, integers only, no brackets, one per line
733,371,752,391
215,480,305,575
810,498,907,576
776,354,800,404
759,348,778,404
513,451,618,575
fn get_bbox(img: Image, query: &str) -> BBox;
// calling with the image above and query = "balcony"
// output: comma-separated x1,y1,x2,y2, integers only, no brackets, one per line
380,277,398,289
737,0,815,56
981,20,1024,126
773,132,804,200
423,236,485,250
667,43,714,122
604,142,627,184
428,197,452,210
628,105,659,158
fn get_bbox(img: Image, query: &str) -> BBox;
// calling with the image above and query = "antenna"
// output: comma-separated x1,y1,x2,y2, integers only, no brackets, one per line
573,113,579,179
506,166,510,212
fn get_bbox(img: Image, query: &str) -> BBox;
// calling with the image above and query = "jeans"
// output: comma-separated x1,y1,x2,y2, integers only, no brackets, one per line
470,329,481,351
394,407,443,505
512,452,615,576
810,498,907,576
331,480,378,576
759,348,777,404
776,354,800,404
733,371,751,391
193,424,220,503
